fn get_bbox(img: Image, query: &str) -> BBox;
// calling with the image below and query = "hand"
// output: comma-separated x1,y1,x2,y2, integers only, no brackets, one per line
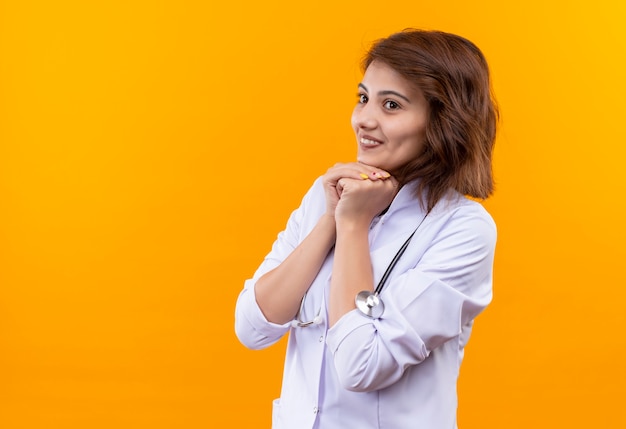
322,163,391,217
335,175,399,229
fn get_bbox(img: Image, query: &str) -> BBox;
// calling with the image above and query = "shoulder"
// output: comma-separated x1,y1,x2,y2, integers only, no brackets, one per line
429,191,497,244
435,190,494,221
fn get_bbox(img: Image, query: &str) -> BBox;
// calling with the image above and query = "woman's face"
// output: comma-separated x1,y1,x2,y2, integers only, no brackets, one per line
352,61,429,173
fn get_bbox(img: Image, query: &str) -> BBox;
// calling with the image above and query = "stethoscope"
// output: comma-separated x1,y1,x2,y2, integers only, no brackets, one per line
292,212,429,327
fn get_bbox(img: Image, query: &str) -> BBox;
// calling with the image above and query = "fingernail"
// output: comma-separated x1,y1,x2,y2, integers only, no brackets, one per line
359,173,369,180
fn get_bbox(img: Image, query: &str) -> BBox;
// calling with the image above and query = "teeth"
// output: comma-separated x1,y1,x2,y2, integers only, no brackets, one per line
360,137,380,145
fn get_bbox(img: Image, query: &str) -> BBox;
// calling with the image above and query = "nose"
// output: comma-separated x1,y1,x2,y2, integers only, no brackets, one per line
352,102,378,130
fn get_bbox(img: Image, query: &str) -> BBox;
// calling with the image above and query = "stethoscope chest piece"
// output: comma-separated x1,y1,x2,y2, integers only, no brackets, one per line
355,291,384,319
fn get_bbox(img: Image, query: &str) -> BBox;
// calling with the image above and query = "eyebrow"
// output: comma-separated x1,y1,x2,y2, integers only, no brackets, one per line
358,83,411,103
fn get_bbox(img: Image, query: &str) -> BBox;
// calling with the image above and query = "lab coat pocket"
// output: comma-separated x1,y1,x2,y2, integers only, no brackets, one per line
271,398,283,429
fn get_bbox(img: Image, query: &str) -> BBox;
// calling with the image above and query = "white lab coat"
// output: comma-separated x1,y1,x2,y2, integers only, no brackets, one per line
235,177,496,429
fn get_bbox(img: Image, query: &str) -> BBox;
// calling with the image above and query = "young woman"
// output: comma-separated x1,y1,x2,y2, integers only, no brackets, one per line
235,29,499,429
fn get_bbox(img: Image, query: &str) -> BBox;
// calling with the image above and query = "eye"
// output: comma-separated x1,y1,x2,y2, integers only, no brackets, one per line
357,93,368,104
383,100,400,110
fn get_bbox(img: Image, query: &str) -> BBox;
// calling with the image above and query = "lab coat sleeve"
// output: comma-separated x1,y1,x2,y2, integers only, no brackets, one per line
234,278,292,349
326,207,496,392
234,178,323,350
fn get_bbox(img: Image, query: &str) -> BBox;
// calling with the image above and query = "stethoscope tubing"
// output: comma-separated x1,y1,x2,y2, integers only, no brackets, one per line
294,211,430,325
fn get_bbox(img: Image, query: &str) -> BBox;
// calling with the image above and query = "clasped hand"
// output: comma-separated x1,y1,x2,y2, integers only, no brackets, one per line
323,163,398,228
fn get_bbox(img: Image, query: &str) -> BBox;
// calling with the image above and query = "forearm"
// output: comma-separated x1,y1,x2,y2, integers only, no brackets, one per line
328,221,373,326
255,214,336,324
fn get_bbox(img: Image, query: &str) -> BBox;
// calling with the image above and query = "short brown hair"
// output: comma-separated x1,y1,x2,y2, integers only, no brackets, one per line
363,29,499,211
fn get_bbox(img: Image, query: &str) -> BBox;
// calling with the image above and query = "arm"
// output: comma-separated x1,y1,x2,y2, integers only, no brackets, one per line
235,179,327,349
254,213,336,324
328,177,399,326
255,163,393,325
235,164,392,348
327,204,496,391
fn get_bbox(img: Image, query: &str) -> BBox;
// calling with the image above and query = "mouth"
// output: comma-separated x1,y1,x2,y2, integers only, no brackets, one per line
359,136,382,147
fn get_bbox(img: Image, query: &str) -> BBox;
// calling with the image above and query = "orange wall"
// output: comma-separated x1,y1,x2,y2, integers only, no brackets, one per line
1,1,625,427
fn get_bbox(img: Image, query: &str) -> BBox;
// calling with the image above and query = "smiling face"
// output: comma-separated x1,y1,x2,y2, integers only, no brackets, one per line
352,61,429,173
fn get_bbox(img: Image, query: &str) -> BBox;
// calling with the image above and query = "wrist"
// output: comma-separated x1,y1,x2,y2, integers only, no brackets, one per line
316,213,337,240
335,217,370,236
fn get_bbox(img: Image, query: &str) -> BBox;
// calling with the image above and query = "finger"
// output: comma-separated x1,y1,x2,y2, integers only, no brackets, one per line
366,170,392,181
327,165,371,182
326,163,391,185
336,178,346,196
379,177,399,196
347,165,391,181
355,163,392,180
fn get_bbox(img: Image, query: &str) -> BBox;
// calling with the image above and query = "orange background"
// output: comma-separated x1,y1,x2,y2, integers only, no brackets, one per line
1,0,625,427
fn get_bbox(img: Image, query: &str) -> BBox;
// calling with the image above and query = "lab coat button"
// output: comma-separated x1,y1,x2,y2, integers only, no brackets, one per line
318,336,324,342
313,406,319,414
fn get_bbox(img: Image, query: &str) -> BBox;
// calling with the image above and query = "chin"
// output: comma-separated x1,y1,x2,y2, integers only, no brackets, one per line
359,158,392,172
359,158,406,178
357,155,381,168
